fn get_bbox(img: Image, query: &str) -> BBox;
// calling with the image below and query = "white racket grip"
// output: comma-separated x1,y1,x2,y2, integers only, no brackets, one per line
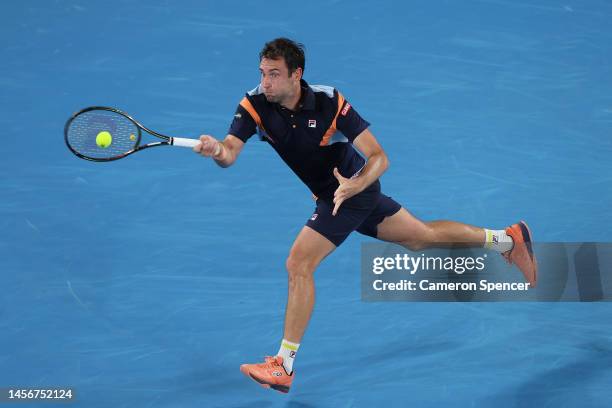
171,137,200,148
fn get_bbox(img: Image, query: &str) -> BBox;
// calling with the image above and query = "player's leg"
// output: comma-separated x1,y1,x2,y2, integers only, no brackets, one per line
283,225,336,343
375,208,486,250
361,196,537,286
240,193,377,393
239,225,336,393
240,226,334,392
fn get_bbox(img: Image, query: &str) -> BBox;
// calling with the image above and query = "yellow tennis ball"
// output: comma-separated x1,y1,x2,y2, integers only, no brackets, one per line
129,134,136,141
96,131,112,148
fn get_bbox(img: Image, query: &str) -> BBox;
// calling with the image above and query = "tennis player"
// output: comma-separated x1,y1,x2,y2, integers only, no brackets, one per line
193,38,537,394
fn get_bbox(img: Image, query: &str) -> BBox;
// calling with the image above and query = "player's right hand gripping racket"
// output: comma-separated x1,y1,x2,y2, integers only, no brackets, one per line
64,106,200,162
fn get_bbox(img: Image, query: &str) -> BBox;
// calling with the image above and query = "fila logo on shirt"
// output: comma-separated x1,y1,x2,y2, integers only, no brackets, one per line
341,102,351,116
308,119,317,128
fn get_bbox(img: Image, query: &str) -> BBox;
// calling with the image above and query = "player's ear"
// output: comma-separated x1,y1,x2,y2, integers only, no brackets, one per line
292,67,303,82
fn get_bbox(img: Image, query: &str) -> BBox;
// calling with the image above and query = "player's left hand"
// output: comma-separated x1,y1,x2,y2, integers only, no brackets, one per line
332,167,363,216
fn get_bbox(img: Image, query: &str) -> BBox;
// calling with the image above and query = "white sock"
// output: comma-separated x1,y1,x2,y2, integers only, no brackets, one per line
277,339,299,375
483,229,514,253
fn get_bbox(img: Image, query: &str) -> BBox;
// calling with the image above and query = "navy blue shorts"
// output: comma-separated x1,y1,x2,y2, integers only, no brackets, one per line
306,182,402,247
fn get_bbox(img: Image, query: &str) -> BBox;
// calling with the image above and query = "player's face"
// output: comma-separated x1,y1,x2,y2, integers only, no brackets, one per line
259,57,300,103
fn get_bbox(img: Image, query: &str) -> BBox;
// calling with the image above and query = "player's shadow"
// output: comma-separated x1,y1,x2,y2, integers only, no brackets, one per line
486,339,612,407
284,401,318,408
359,337,461,366
230,400,317,408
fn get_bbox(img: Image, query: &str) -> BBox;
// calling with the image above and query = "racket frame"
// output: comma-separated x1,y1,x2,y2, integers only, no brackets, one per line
64,106,194,162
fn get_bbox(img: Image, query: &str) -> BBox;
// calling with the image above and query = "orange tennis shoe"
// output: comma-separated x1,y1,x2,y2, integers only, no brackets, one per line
240,356,293,394
503,221,538,287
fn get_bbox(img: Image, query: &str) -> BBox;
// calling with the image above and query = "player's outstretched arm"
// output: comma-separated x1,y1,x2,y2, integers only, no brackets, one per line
193,134,245,168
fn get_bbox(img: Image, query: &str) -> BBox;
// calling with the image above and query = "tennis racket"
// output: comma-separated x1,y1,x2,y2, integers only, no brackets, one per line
64,106,200,162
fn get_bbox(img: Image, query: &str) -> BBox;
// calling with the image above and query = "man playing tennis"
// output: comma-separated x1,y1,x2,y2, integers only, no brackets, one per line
193,38,537,394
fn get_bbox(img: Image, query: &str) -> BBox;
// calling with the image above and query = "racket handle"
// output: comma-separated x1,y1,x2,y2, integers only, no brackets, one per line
171,137,200,148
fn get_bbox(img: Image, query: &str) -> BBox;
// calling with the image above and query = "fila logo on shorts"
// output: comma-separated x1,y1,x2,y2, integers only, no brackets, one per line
310,213,318,221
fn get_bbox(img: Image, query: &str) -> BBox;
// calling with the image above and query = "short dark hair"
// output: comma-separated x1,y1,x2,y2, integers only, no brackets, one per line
259,38,305,76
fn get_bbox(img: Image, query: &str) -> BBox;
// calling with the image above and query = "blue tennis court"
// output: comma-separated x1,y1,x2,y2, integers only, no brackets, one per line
2,1,612,406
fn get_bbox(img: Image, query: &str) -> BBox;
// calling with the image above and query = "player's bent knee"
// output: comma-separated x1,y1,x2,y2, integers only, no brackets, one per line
395,224,436,251
285,254,317,278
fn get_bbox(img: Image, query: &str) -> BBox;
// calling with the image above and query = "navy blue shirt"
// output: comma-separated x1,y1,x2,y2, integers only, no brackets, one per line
228,79,371,199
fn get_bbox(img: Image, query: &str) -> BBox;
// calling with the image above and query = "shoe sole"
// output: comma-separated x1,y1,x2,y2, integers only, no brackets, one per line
248,373,290,393
519,220,538,286
240,368,291,394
